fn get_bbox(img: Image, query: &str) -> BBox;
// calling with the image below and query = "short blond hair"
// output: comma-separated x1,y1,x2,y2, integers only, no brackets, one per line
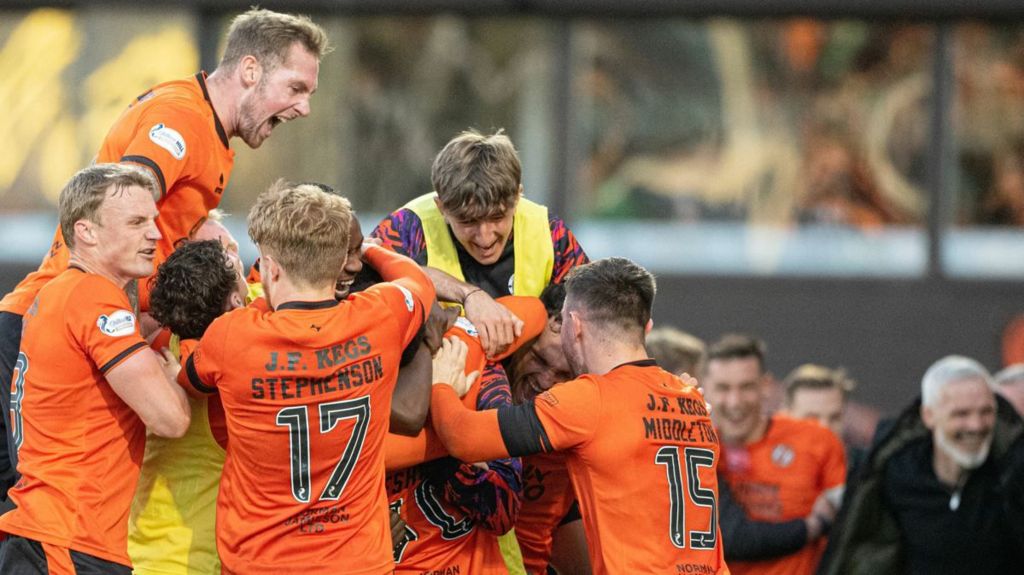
431,129,522,222
647,327,706,376
219,8,330,73
247,179,352,287
60,163,157,251
783,364,856,406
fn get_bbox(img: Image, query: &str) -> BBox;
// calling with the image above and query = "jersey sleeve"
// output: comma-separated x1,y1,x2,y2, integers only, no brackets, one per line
370,209,428,265
108,103,207,200
178,313,230,396
549,217,589,284
521,377,602,452
70,276,148,375
489,296,548,362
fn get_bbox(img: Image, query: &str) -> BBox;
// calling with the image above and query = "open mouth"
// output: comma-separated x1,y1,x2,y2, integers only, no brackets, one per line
269,114,290,130
140,248,156,258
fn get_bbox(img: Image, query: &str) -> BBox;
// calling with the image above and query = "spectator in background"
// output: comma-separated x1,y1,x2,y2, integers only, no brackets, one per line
994,363,1024,416
821,356,1024,575
782,364,867,476
646,326,706,376
702,334,846,575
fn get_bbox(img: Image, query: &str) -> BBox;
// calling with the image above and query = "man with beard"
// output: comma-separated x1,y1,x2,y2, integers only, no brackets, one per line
820,356,1024,575
0,7,330,496
427,258,729,574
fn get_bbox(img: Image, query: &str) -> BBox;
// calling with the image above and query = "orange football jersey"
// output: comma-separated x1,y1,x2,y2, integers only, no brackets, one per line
0,268,150,566
0,73,234,315
181,256,431,574
719,415,846,575
430,361,731,574
386,296,545,574
516,451,576,574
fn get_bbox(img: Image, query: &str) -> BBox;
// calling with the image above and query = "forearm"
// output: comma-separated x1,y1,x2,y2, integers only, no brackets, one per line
430,385,510,462
364,245,437,308
424,266,475,304
389,344,431,436
719,481,807,561
384,427,449,471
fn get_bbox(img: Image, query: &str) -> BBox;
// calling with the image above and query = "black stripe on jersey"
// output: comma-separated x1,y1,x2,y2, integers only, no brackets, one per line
277,299,339,311
195,72,230,149
185,354,217,394
121,155,166,198
497,400,553,457
99,342,147,374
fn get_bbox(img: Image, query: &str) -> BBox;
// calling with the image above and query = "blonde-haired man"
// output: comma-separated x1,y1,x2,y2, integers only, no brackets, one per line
0,164,190,573
180,182,434,573
0,7,331,496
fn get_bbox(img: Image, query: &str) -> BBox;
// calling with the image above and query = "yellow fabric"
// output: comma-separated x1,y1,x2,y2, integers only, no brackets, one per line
245,281,264,304
498,529,528,575
127,333,225,574
404,193,554,297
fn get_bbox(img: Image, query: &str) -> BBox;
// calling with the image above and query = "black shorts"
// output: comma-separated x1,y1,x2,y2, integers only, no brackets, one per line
0,535,131,574
0,311,22,498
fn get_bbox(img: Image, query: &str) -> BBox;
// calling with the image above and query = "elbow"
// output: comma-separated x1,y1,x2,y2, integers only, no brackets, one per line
149,408,191,438
389,405,427,437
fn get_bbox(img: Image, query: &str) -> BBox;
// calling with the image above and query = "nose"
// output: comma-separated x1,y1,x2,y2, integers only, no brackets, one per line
344,255,363,275
474,221,498,243
146,219,162,241
295,96,311,118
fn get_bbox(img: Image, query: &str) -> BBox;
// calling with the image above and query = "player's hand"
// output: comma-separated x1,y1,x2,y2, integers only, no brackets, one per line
390,509,407,548
359,238,383,258
462,289,523,359
139,312,163,342
804,490,838,540
156,348,181,382
423,304,460,354
432,337,472,397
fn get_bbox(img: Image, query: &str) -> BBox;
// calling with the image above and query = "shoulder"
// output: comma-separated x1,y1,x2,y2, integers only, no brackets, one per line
73,273,132,306
772,414,844,452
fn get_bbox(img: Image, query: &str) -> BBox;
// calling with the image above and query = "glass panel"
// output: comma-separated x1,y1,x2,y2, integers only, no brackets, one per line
0,6,197,262
944,23,1024,278
224,16,557,216
570,20,934,276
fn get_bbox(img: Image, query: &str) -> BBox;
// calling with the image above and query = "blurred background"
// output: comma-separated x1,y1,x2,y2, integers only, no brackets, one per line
2,0,1024,424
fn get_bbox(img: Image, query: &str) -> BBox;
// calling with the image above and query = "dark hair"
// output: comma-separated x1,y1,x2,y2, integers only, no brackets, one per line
783,364,855,405
149,240,238,339
707,334,766,373
563,257,655,337
539,282,566,318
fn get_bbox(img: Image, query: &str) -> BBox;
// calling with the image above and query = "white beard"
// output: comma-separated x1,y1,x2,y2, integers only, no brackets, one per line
934,429,992,470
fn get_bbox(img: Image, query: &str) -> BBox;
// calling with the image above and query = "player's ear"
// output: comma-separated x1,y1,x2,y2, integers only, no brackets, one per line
920,403,935,429
74,219,99,247
239,55,261,88
644,318,654,335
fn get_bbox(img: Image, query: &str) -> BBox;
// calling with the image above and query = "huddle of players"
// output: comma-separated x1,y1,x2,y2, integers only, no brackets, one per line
0,7,841,575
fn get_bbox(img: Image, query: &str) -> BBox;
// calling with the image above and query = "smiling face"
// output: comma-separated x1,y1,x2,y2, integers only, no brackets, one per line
236,42,319,148
509,315,573,403
335,215,363,299
438,197,517,266
923,377,996,470
702,356,768,445
88,184,161,285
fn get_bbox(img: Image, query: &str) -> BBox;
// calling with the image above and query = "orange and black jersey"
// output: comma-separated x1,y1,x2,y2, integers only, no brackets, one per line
0,72,234,315
179,247,433,575
430,360,730,574
0,268,150,566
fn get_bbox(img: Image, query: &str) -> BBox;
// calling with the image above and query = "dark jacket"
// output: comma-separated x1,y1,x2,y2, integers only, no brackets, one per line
818,394,1024,575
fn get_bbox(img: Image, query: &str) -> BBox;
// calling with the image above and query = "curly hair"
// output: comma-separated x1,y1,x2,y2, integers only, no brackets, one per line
149,240,239,339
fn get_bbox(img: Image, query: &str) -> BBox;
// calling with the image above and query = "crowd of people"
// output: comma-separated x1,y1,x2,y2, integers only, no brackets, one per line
0,7,1022,575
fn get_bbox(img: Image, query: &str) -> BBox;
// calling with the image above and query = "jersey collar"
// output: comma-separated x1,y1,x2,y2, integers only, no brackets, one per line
611,358,658,371
276,299,339,311
195,72,230,150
